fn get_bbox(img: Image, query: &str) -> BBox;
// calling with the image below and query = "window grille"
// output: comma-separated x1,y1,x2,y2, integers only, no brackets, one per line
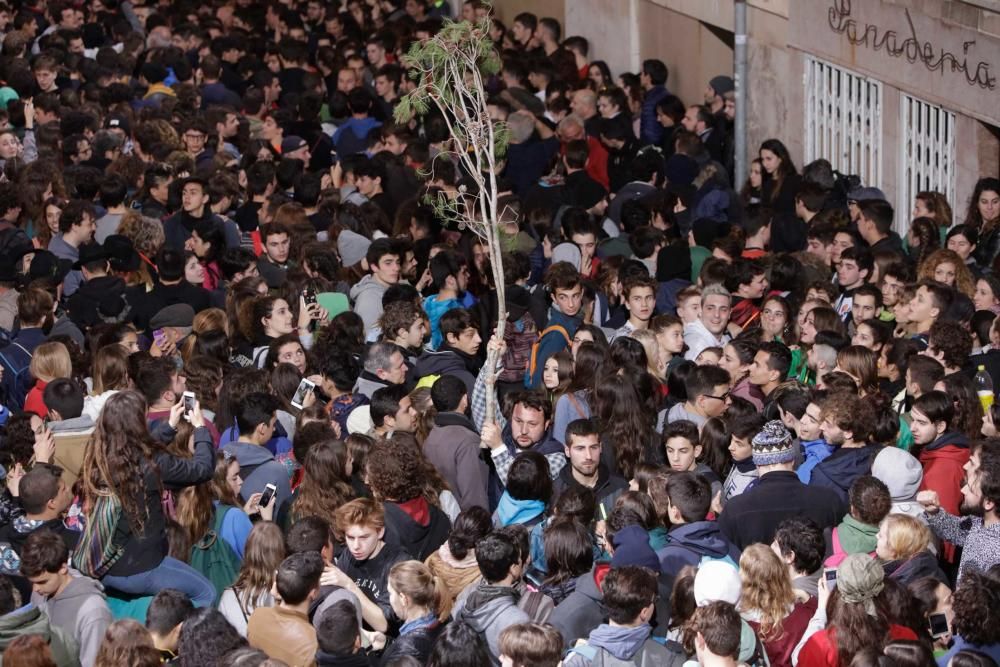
897,94,956,234
804,56,883,193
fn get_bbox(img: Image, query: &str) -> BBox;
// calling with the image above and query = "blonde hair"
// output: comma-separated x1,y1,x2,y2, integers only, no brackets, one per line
29,341,71,383
881,514,931,561
738,543,795,641
388,560,450,621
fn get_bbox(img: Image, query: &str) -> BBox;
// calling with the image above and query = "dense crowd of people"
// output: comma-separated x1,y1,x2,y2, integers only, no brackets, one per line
0,0,994,666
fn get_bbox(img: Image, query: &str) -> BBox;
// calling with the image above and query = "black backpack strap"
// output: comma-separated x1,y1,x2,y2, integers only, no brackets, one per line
238,462,263,482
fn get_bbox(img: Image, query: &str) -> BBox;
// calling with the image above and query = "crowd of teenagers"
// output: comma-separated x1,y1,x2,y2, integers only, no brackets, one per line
0,1,994,667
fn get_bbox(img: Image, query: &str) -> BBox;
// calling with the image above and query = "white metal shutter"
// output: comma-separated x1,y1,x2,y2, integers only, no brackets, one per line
897,94,956,234
803,56,883,192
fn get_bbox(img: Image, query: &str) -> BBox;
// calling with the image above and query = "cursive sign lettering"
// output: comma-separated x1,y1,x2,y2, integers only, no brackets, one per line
827,0,996,90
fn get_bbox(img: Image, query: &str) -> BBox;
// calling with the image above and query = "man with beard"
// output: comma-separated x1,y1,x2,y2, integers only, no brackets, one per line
553,419,627,518
809,392,881,505
919,440,1000,580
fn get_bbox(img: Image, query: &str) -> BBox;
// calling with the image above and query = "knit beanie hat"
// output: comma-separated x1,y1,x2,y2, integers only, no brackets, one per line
751,420,795,466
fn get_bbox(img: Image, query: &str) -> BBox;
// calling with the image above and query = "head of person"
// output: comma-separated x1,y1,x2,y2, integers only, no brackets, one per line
837,246,874,289
699,284,732,335
563,418,601,477
498,623,563,667
274,551,323,607
910,280,954,331
847,475,892,527
875,513,931,562
18,463,72,518
41,377,84,421
905,354,945,399
545,262,583,317
431,374,468,416
365,238,401,285
664,471,712,526
685,364,732,418
475,531,523,585
924,320,973,371
370,384,415,433
334,498,385,562
145,589,195,648
820,392,876,446
748,342,792,392
363,341,408,385
317,599,361,657
506,451,552,505
771,516,825,578
441,308,482,356
19,529,71,598
235,392,280,443
686,601,743,663
507,391,553,449
663,420,701,473
850,284,883,327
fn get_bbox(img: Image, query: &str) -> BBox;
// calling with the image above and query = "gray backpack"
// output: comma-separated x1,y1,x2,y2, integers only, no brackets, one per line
566,638,685,667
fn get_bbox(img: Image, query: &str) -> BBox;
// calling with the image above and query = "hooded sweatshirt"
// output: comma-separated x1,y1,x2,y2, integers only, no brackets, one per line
456,584,529,666
220,441,292,511
549,565,609,650
414,347,476,397
871,447,925,518
493,493,546,528
422,294,461,350
829,514,879,561
797,439,836,484
918,431,971,516
32,576,112,667
809,443,880,505
0,604,79,666
349,274,389,331
656,521,741,591
564,623,675,667
383,498,450,561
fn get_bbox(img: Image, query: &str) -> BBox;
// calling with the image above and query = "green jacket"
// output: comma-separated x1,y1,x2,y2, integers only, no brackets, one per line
0,605,79,667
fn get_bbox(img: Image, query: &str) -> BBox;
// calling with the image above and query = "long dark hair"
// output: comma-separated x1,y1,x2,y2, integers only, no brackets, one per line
964,177,1000,231
82,390,162,532
566,341,606,396
292,440,355,522
593,374,654,478
759,138,797,202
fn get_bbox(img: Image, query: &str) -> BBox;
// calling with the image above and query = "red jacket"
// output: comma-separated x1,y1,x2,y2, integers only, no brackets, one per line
799,624,917,667
919,437,971,517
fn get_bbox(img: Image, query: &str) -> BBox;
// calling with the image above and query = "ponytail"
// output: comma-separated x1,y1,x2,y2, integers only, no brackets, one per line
388,560,450,622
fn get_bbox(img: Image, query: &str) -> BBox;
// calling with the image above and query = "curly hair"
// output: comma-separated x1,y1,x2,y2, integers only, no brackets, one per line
291,440,355,523
821,391,876,443
909,217,941,270
918,248,975,298
951,569,1000,646
0,414,39,469
93,619,156,667
366,433,436,503
82,390,162,533
183,355,224,415
176,608,247,667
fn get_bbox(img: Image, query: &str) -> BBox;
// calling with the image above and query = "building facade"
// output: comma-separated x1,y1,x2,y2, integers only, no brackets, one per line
493,0,1000,232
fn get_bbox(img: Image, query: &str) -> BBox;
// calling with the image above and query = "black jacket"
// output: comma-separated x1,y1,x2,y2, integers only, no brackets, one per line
383,500,450,562
66,275,130,330
809,444,880,506
107,425,214,576
718,470,845,550
552,462,628,519
379,621,443,666
128,281,212,331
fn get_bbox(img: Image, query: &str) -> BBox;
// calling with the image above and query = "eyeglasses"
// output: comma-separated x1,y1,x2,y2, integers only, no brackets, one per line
704,391,730,402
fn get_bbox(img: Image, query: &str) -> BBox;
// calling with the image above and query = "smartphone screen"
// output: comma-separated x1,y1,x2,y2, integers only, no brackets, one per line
291,379,314,408
259,484,277,507
929,612,949,637
824,569,837,590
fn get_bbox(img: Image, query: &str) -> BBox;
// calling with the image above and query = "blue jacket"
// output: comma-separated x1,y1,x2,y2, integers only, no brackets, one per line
809,444,880,505
797,439,837,484
640,85,669,146
656,521,740,591
332,117,382,156
525,307,581,389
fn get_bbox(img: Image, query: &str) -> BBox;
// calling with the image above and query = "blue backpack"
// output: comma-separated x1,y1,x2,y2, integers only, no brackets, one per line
0,341,33,411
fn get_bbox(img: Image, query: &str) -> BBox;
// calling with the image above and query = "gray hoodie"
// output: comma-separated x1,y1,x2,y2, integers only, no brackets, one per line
221,441,292,509
32,575,111,667
871,447,925,518
456,584,529,666
349,274,388,331
563,623,683,667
